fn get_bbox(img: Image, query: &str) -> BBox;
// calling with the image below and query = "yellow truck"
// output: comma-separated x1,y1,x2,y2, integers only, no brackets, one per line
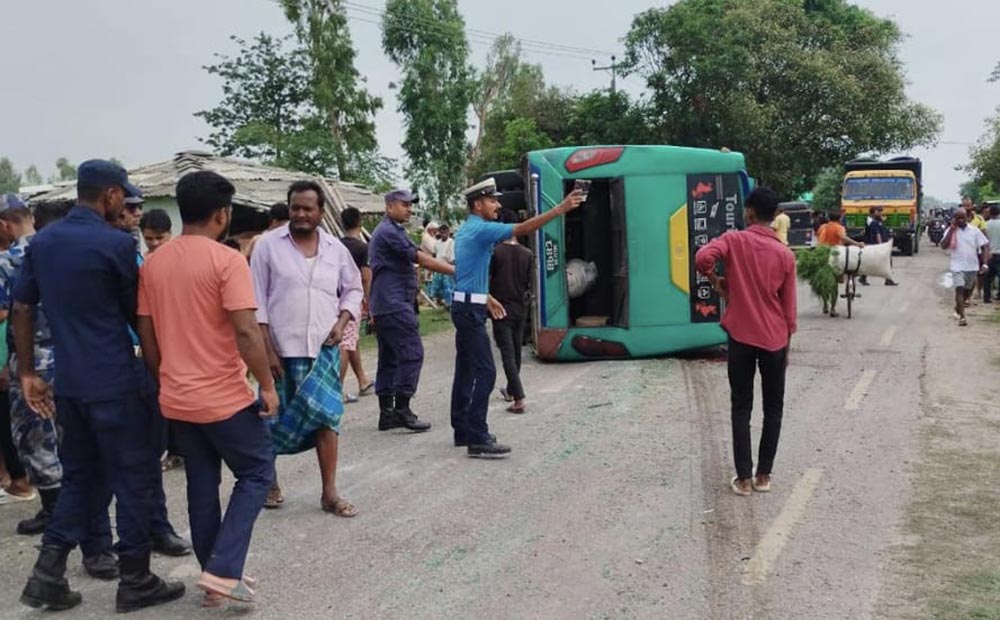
841,157,922,255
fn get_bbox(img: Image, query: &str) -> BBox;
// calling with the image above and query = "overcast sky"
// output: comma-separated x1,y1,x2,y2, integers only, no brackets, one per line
1,0,996,200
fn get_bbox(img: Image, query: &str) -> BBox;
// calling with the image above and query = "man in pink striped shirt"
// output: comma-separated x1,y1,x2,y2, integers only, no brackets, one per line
695,187,797,497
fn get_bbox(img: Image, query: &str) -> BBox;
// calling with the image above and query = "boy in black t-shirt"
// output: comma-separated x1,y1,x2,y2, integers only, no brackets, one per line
338,208,374,401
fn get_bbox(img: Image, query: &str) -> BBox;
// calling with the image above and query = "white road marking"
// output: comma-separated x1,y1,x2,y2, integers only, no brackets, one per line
879,326,897,347
743,467,823,585
898,302,910,314
844,369,877,412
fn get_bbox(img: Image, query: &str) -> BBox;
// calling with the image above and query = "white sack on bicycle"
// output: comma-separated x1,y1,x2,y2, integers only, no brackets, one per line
828,242,893,279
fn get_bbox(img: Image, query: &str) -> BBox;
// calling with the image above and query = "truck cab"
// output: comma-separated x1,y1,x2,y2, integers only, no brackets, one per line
840,157,923,255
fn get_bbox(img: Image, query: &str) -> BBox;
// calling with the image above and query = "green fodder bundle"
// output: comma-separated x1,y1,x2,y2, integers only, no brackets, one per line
794,246,839,302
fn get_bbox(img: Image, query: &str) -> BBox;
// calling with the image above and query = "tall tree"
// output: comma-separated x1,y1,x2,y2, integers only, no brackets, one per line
0,158,21,193
22,165,43,187
469,34,527,169
196,34,329,173
965,107,1000,193
810,167,843,214
382,0,473,217
281,0,385,183
623,0,941,197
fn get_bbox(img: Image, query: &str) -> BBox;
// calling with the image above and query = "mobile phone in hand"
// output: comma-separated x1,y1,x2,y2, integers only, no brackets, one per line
573,179,592,202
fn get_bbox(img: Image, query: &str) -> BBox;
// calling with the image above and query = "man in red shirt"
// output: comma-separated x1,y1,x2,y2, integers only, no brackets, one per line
695,187,797,496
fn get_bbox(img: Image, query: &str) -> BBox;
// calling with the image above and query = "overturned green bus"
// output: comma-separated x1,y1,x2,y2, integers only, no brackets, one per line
520,145,751,361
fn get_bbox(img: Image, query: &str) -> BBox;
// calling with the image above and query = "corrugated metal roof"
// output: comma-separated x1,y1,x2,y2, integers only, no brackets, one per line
27,151,385,214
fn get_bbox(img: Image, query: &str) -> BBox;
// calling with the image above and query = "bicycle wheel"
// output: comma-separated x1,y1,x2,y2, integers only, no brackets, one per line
846,275,854,319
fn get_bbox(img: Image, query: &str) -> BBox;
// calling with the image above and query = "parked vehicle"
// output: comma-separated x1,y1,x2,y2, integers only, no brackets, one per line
840,157,923,256
778,201,814,248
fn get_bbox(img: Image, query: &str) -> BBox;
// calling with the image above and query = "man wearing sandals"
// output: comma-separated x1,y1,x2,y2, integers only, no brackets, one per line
137,170,279,605
941,208,989,327
251,181,364,517
695,188,797,496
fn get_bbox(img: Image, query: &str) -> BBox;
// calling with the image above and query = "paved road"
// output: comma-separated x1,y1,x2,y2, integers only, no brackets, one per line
0,247,951,619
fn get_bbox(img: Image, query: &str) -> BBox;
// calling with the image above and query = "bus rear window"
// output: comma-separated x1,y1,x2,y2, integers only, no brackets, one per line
843,177,914,201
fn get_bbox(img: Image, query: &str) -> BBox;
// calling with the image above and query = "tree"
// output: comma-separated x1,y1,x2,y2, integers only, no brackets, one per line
196,33,336,175
0,158,21,193
281,0,385,183
22,165,43,187
964,107,1000,195
623,0,941,197
52,157,76,182
469,34,528,169
810,167,843,213
382,0,473,217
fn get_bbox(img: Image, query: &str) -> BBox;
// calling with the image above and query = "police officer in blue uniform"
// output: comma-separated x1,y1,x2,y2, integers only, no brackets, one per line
452,178,583,457
369,189,455,432
15,160,185,613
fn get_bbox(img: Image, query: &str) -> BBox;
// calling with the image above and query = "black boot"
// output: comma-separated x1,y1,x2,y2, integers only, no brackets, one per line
83,549,120,580
151,531,192,557
17,487,59,536
378,394,401,431
116,553,185,613
394,396,431,432
20,545,83,611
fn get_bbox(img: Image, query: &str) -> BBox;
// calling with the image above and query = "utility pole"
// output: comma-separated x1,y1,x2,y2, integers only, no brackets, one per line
592,55,619,94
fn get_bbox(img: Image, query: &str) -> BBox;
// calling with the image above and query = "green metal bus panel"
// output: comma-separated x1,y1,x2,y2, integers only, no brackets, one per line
527,145,748,361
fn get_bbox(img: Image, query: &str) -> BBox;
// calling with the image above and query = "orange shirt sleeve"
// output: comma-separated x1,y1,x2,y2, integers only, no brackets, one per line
220,250,257,312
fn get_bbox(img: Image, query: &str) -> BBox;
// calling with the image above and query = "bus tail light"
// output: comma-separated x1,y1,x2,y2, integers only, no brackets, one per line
565,147,625,173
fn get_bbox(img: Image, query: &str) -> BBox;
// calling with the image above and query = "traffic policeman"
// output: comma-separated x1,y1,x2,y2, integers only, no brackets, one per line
451,178,583,457
369,189,454,433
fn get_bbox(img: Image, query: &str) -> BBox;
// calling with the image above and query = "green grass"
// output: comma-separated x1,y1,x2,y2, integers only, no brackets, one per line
929,569,1000,620
359,306,454,352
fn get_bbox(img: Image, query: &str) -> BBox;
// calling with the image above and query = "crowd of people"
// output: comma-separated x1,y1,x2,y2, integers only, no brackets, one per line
0,159,583,613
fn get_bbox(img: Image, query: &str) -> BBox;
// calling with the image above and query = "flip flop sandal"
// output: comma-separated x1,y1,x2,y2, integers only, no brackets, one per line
0,488,38,505
506,405,526,414
264,485,284,510
343,393,359,404
730,477,751,497
321,497,359,518
359,383,375,397
959,317,968,326
197,573,256,604
752,477,772,492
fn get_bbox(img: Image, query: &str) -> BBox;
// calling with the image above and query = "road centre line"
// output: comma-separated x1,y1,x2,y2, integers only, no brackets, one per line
879,326,897,347
844,369,877,412
742,467,824,586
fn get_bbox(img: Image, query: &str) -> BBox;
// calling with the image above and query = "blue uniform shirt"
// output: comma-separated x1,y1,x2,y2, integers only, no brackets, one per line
13,206,140,400
369,216,419,316
454,215,514,295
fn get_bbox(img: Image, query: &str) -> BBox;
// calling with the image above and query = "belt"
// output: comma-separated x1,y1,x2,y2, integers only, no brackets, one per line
453,291,488,305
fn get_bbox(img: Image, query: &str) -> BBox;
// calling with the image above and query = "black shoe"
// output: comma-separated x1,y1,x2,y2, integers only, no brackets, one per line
454,433,496,447
378,407,403,431
467,439,512,458
17,509,50,536
20,545,83,611
394,408,431,432
152,531,192,557
116,553,186,613
885,280,899,286
859,278,870,286
83,549,120,581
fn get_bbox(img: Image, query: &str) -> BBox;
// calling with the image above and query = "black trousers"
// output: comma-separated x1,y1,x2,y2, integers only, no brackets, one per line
492,315,526,401
984,254,1000,303
727,338,788,480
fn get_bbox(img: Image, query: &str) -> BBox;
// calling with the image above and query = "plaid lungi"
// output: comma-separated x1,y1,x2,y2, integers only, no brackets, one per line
269,345,344,455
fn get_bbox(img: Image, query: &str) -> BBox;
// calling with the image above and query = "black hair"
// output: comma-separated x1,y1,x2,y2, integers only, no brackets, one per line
33,203,71,231
269,202,289,223
0,206,32,223
341,206,361,230
746,187,779,222
222,238,242,252
991,205,1000,218
287,181,325,209
176,171,235,224
499,209,519,224
139,208,172,234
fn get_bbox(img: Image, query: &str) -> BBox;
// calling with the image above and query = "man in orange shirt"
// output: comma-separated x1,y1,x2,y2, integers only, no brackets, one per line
816,211,864,317
136,171,279,605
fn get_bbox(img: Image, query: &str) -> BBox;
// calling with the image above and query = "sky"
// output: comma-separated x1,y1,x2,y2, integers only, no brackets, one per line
1,0,997,201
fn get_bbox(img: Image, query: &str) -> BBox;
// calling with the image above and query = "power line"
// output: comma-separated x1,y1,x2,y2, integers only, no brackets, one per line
341,1,615,59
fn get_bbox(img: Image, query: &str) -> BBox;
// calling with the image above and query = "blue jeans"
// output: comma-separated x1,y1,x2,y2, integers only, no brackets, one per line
450,301,496,444
173,404,274,579
44,394,158,558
